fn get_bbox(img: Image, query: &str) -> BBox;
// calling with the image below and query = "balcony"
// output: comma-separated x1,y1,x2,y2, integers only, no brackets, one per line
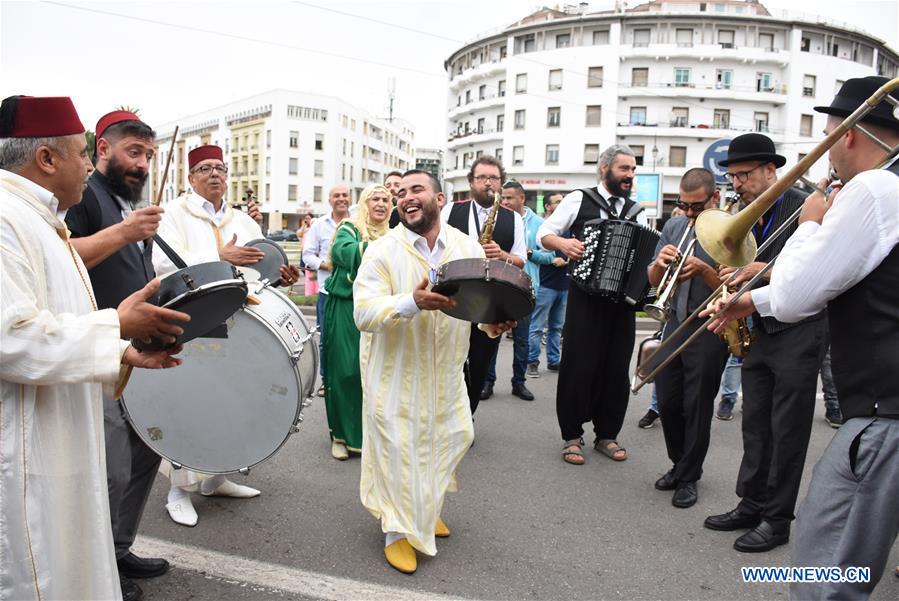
447,127,503,148
448,60,505,90
619,43,787,66
618,81,788,103
616,122,785,142
447,93,505,118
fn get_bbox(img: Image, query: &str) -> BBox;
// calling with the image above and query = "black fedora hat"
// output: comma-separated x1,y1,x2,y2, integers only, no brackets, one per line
718,133,786,168
814,76,898,131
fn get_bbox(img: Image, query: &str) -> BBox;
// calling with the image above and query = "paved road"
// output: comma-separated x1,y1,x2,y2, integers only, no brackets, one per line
136,336,898,600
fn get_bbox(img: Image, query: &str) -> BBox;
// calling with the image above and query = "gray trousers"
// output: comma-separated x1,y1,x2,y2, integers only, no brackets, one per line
105,394,162,560
791,416,899,600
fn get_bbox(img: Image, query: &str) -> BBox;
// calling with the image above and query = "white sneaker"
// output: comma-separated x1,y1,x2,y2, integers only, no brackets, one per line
165,500,198,527
200,479,261,498
331,440,349,460
526,363,540,379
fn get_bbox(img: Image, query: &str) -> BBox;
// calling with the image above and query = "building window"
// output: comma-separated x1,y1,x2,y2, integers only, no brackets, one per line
759,32,774,51
476,117,485,133
545,144,559,166
584,144,600,165
676,28,693,47
514,109,526,129
288,184,297,201
496,114,504,132
633,28,650,47
754,112,769,132
548,69,563,91
498,80,506,97
289,158,298,175
802,75,816,97
479,84,486,100
834,79,845,94
800,114,814,137
512,145,524,166
631,68,648,87
632,145,645,166
314,160,323,177
547,107,561,127
674,68,691,87
669,146,687,168
313,186,322,202
831,42,840,57
718,30,735,48
495,148,503,163
586,105,602,127
671,107,689,127
514,34,535,54
289,131,299,148
266,157,271,175
713,109,730,129
265,183,270,201
555,33,570,48
716,69,733,90
630,106,647,126
587,66,603,88
801,37,810,52
756,72,773,92
266,130,271,148
465,90,471,104
315,133,324,151
593,30,609,45
515,73,527,94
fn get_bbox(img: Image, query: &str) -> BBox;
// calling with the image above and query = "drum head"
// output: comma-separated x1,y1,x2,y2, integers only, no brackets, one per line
245,238,288,283
124,309,303,474
433,278,534,323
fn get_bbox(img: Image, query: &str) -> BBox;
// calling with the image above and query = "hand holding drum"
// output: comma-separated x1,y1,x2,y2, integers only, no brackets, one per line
413,277,456,311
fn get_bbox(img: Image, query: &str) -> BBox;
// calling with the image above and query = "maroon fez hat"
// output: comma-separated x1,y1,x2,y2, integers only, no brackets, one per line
95,110,142,141
188,145,224,169
0,95,85,138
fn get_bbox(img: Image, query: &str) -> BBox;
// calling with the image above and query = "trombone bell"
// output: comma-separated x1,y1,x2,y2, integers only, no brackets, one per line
694,208,758,268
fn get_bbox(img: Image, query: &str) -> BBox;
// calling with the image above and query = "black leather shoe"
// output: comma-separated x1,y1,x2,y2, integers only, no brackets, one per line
654,469,678,491
733,521,790,553
120,576,144,601
704,508,762,531
672,481,698,508
117,553,170,579
547,363,560,371
479,382,494,400
511,382,535,401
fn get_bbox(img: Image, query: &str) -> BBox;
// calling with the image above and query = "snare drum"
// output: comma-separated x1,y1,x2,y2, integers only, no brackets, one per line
123,285,318,474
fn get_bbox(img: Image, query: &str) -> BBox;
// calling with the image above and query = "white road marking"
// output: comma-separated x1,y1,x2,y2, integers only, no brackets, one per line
133,535,469,601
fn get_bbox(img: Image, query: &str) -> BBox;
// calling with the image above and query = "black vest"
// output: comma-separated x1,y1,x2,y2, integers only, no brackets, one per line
446,199,515,252
751,187,826,334
827,161,899,420
64,171,155,310
569,187,641,241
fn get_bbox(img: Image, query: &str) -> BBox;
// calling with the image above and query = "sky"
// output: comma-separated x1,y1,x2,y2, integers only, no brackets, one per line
1,0,897,148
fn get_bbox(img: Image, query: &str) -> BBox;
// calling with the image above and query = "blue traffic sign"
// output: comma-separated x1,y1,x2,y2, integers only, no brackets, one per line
703,139,731,184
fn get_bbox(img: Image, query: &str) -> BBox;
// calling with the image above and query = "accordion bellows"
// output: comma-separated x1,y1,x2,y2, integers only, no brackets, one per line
570,219,660,307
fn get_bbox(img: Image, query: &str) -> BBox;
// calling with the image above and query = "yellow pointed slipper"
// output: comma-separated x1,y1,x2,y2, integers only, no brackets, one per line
435,517,450,538
384,539,417,574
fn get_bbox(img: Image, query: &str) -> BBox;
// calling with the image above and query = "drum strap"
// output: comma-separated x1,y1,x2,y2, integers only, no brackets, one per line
185,201,236,250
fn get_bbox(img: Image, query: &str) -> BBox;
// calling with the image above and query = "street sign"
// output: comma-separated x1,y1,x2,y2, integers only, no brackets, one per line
633,173,661,218
703,138,731,184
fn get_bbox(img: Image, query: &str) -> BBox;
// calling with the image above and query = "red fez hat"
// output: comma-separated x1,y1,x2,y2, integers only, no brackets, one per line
188,145,224,169
0,95,85,138
95,110,143,141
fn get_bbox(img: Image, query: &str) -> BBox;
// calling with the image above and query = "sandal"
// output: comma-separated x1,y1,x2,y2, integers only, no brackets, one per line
562,438,586,465
595,439,628,461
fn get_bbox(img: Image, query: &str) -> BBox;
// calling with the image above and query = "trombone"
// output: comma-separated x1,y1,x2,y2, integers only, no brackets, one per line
645,219,696,322
632,76,899,393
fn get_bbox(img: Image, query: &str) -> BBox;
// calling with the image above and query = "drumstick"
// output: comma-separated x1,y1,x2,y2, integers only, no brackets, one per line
153,125,179,207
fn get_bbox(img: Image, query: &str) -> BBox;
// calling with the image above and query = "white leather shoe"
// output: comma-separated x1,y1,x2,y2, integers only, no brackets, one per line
331,441,349,460
165,500,198,527
200,479,261,498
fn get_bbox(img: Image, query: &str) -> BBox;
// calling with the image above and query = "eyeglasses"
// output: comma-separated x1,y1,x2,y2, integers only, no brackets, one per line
473,175,501,183
192,164,228,176
674,197,712,211
724,164,764,184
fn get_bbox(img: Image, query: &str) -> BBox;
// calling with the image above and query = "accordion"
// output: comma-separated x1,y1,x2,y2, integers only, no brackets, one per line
570,219,660,307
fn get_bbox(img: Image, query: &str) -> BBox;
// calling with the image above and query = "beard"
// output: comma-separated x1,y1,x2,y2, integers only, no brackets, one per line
399,201,440,235
471,185,497,208
604,171,634,199
105,155,148,203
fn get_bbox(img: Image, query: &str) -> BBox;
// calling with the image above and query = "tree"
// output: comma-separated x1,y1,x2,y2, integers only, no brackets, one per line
85,130,97,166
115,105,140,116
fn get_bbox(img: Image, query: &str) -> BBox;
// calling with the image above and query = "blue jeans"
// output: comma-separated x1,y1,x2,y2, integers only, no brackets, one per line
527,287,568,367
316,292,327,378
649,386,658,414
719,354,742,403
485,313,531,386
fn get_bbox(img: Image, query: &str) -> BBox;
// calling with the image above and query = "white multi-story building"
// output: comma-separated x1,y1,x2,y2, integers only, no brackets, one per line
150,89,415,230
415,147,445,179
444,0,898,213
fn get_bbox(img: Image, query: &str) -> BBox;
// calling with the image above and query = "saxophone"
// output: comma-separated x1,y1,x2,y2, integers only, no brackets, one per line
716,196,752,357
479,191,501,244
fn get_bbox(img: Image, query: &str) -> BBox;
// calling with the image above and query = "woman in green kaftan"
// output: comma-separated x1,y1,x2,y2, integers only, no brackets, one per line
323,184,392,459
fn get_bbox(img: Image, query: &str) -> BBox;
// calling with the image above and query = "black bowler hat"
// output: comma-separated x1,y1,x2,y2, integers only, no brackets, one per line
718,133,786,168
815,76,899,132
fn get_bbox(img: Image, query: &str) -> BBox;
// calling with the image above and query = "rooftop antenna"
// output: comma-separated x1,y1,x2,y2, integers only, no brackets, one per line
388,78,396,123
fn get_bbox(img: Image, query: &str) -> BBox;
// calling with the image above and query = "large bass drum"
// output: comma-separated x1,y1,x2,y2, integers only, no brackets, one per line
123,285,318,474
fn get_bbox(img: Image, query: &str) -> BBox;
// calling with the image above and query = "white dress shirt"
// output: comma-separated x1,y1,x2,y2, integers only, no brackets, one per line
752,167,899,323
190,194,228,226
537,183,649,248
394,225,449,317
301,214,338,292
440,199,528,263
